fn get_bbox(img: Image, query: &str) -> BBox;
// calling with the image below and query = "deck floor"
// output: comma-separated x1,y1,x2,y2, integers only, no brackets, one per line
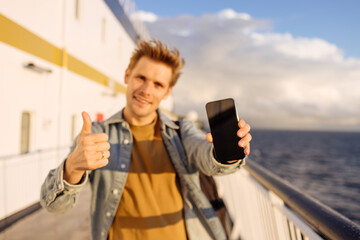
0,183,91,240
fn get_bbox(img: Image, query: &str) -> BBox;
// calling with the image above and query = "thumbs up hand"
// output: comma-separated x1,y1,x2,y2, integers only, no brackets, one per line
64,111,110,184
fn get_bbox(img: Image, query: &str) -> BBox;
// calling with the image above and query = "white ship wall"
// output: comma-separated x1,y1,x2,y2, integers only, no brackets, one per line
0,0,141,220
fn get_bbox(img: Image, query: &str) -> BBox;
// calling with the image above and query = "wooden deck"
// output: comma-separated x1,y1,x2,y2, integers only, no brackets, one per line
0,184,91,240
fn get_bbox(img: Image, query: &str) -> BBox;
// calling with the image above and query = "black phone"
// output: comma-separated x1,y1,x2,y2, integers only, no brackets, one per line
205,98,245,163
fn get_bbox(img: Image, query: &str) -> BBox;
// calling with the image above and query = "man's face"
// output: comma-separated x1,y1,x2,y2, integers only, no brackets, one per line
124,56,173,125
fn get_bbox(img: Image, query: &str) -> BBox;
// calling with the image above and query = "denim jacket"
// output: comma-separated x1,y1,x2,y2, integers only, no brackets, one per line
40,109,245,240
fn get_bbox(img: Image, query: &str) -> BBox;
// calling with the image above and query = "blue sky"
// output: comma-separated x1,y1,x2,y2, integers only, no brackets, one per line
132,0,360,131
134,0,360,58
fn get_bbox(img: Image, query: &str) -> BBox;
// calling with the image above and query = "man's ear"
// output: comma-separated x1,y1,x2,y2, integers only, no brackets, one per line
124,69,130,84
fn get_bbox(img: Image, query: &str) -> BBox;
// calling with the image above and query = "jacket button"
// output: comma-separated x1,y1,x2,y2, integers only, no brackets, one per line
112,189,119,195
106,212,111,217
120,164,126,169
124,139,129,144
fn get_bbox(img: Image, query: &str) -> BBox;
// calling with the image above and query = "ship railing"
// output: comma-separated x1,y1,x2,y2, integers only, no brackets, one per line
215,159,360,240
0,146,70,231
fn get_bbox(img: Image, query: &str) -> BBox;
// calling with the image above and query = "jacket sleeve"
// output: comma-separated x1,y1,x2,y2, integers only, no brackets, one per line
179,120,245,176
39,121,105,213
40,160,89,213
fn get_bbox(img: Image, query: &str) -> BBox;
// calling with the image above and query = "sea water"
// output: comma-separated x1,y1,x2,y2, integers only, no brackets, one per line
250,129,360,226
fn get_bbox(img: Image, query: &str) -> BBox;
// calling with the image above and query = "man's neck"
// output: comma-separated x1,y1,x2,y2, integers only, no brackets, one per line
123,108,158,126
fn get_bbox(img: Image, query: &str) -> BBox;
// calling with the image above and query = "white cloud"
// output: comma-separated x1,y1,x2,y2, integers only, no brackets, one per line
130,10,158,23
217,9,251,21
251,32,344,61
143,8,360,131
169,29,192,37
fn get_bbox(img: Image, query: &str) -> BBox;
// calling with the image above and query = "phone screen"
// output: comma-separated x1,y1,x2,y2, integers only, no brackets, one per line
206,98,245,163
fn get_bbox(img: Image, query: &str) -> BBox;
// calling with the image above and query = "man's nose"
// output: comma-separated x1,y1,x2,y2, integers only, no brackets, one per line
139,81,153,95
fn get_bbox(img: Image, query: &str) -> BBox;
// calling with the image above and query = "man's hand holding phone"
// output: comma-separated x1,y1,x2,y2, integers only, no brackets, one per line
236,119,251,155
64,112,110,184
206,98,252,163
206,119,251,155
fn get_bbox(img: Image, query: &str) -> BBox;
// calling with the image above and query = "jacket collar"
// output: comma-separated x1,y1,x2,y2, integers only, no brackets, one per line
103,108,179,130
103,109,126,125
158,109,179,130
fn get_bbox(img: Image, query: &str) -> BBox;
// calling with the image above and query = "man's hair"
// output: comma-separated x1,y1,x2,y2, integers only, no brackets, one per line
127,39,185,87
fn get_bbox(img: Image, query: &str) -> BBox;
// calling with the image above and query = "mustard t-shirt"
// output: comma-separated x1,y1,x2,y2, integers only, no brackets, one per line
108,117,187,239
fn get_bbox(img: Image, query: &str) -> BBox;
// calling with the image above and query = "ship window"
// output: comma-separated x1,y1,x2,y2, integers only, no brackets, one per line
75,0,81,20
20,112,31,154
71,114,77,142
102,18,107,43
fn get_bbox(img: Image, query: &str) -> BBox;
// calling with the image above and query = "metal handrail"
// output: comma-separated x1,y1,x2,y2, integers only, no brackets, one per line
245,160,360,240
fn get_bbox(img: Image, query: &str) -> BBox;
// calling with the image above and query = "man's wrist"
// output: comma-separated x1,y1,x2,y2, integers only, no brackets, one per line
63,158,84,184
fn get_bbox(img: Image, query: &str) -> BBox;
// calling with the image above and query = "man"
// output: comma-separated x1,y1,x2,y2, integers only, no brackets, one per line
40,40,252,240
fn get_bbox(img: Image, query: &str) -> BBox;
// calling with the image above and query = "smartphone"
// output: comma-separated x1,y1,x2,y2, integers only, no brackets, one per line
206,98,245,163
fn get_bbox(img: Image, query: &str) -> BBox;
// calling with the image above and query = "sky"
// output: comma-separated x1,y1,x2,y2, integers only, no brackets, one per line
131,0,360,131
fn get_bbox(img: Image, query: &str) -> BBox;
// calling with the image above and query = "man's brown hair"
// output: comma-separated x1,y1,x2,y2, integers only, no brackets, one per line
127,39,185,87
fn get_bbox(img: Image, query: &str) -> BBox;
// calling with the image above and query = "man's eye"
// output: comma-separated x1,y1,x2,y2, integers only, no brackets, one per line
137,75,145,81
155,82,164,87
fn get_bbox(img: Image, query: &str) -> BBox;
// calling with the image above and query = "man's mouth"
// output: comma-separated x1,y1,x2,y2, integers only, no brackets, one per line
134,96,151,104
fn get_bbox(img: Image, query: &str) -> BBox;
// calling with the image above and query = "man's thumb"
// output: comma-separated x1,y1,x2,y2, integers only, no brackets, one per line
81,111,92,134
